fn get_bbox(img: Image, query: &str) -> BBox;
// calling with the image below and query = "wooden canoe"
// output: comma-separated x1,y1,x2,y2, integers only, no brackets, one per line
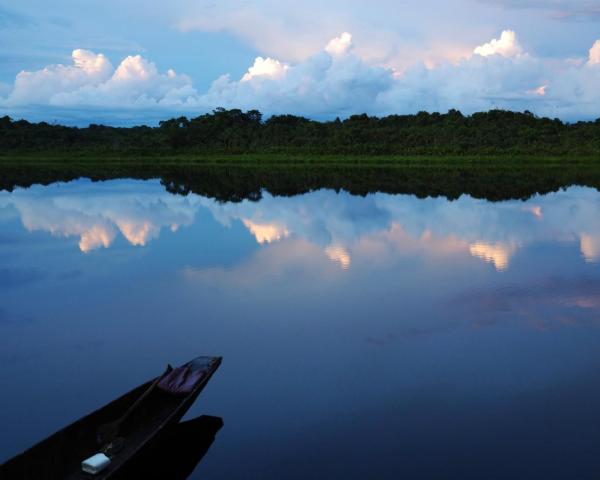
0,356,222,479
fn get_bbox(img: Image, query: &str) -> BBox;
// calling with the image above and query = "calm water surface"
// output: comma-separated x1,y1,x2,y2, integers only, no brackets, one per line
1,179,600,479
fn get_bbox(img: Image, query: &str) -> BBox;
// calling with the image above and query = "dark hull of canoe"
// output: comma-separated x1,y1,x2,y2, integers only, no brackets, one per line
0,356,222,480
113,415,223,480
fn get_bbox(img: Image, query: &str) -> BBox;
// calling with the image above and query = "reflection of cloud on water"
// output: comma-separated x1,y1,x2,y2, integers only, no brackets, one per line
183,238,343,288
180,187,600,305
2,181,600,273
452,276,600,330
0,180,200,252
568,296,600,309
580,234,600,263
241,219,290,244
325,244,351,270
79,225,114,252
199,191,388,270
221,187,600,272
469,242,519,271
522,205,543,219
350,223,469,267
116,220,157,247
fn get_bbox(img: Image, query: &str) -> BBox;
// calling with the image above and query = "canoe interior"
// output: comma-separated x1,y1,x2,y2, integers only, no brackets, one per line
1,356,221,480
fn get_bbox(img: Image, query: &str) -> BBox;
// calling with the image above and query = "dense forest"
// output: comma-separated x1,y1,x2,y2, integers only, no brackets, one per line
1,109,599,155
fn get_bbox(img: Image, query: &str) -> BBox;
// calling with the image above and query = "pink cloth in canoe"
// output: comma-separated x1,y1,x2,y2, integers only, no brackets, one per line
157,365,205,395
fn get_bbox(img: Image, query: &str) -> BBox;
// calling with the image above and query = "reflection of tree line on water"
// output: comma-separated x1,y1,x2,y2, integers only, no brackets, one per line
2,164,600,202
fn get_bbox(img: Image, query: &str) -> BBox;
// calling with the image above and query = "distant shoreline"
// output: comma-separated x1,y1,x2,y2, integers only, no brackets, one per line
2,109,599,156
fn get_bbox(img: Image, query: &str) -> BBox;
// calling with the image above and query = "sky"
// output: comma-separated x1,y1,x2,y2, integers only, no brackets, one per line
0,0,599,124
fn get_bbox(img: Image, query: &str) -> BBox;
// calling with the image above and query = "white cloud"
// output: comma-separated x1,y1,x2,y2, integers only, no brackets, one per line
527,84,547,96
197,37,393,117
5,49,113,106
589,40,600,65
376,51,553,115
112,55,155,82
1,32,600,122
72,49,112,75
474,30,523,57
1,49,193,110
242,57,289,82
325,32,353,57
51,54,193,108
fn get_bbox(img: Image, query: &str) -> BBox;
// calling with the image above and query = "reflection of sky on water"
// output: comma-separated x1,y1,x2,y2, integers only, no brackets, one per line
2,179,600,479
3,180,600,268
0,180,200,252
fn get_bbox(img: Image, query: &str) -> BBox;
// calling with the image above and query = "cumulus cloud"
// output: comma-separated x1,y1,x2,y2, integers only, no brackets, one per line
589,40,600,65
52,54,193,108
526,84,548,96
1,49,194,111
1,31,600,122
5,49,113,106
473,30,523,57
325,32,354,56
217,31,600,119
241,57,289,82
199,32,392,117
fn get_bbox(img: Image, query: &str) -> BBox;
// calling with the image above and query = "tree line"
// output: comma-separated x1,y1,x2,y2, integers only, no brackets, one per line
1,108,599,155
